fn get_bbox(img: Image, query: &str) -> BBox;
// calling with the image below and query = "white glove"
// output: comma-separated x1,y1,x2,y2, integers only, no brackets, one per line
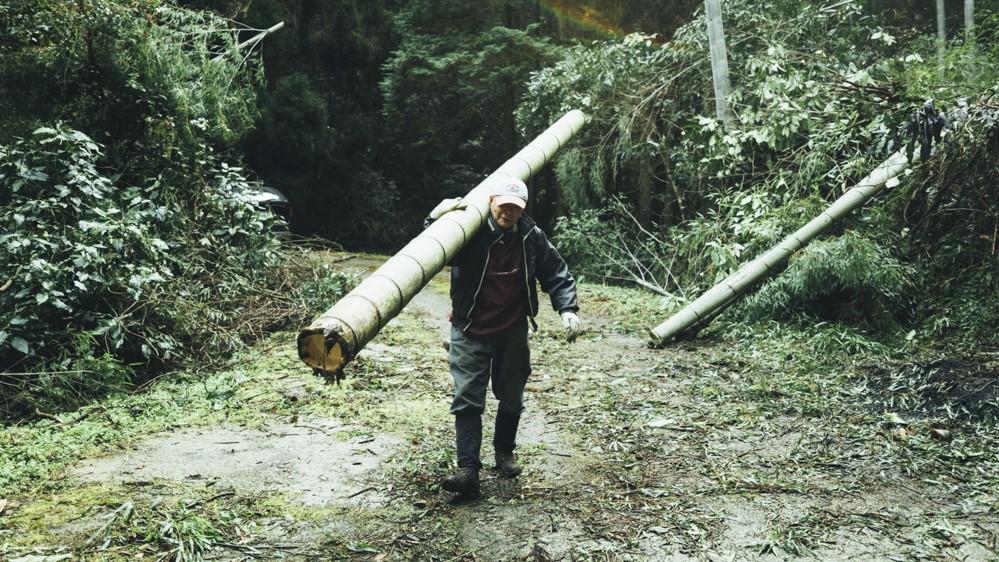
428,197,466,219
561,311,581,343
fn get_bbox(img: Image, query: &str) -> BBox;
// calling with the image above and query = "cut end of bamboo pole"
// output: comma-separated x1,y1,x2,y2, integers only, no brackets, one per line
297,329,349,377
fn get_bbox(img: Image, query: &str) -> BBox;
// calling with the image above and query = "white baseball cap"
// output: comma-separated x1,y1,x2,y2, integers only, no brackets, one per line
492,177,528,209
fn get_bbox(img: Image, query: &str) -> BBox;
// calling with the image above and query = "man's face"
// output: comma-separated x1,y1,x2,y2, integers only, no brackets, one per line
490,198,524,230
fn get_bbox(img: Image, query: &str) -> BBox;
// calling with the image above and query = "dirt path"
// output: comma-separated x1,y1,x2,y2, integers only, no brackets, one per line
5,254,997,561
54,256,597,560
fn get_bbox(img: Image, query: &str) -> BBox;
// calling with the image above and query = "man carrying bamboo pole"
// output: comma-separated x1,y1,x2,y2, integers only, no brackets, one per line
426,178,581,500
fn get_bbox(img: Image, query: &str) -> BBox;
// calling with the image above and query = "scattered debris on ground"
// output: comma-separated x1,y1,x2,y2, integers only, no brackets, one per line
1,255,997,561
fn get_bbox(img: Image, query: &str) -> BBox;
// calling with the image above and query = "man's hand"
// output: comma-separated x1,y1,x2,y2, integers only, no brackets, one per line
429,197,466,220
561,311,581,343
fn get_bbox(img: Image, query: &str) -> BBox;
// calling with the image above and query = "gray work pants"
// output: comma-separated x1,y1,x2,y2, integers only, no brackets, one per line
449,320,531,417
449,320,530,468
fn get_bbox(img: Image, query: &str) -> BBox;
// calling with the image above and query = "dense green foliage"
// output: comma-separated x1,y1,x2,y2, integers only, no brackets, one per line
535,1,998,349
380,12,563,209
890,99,999,347
235,0,403,247
2,0,997,416
0,1,356,418
739,231,915,329
0,1,260,168
0,126,281,410
180,0,702,245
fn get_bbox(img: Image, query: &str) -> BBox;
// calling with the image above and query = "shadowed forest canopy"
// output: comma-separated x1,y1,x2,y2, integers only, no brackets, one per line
1,0,998,418
176,0,703,245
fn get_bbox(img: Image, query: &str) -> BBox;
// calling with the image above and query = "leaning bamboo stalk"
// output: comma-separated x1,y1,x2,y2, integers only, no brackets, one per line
650,145,923,345
298,110,588,378
211,21,284,62
237,21,284,51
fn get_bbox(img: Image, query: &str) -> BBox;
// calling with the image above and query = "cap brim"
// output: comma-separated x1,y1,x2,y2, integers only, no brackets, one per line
493,195,527,209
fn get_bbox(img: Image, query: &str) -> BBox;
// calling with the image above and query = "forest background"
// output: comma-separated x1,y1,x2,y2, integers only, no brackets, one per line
1,0,997,419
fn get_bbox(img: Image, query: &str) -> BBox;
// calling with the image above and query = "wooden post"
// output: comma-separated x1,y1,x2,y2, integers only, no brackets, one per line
965,0,975,44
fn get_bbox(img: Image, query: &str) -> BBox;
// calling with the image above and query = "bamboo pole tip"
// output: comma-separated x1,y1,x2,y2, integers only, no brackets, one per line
297,330,348,373
649,327,670,346
648,327,665,345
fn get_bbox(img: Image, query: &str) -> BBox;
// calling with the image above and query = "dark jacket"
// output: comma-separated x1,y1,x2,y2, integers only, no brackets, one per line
447,214,578,332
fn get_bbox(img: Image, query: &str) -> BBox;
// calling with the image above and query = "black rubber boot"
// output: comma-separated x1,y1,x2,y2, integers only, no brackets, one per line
493,411,523,477
441,467,481,499
443,414,482,499
454,414,483,471
494,451,523,477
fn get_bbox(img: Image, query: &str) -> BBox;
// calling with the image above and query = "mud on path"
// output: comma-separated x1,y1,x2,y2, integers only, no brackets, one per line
3,253,998,561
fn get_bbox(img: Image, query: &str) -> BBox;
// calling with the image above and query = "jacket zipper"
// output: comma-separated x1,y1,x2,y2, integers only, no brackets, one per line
522,227,535,318
463,234,504,332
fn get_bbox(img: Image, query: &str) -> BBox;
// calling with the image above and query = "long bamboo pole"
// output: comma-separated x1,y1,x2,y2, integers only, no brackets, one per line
298,110,588,378
650,144,926,344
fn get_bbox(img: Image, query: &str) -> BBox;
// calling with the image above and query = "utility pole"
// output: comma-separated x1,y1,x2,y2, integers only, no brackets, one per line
937,0,946,80
704,0,735,129
965,0,975,44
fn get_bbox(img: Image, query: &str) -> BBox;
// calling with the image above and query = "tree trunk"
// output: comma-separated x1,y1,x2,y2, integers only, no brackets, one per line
637,156,652,227
704,0,735,129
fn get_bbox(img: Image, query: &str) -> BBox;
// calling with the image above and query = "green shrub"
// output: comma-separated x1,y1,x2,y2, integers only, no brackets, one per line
0,0,304,418
553,197,685,297
891,101,999,349
0,126,281,417
289,259,358,317
739,231,914,329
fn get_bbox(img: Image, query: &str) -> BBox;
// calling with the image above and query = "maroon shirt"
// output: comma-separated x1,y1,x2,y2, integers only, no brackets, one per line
466,229,527,336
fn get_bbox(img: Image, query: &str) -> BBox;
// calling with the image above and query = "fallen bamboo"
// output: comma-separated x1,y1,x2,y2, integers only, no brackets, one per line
650,130,941,345
298,110,588,378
